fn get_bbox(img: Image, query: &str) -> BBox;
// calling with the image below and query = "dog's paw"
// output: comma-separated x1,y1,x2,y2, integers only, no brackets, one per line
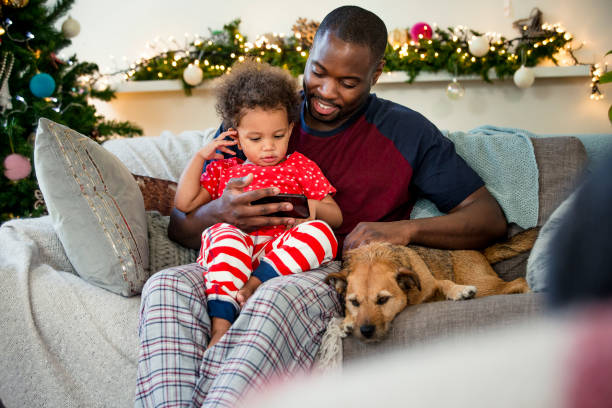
340,320,354,335
450,285,477,300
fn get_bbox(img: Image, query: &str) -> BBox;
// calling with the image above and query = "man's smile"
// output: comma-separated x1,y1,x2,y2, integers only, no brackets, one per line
311,96,340,116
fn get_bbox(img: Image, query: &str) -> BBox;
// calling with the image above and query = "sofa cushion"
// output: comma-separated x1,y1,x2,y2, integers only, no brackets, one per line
147,211,198,273
132,176,198,272
532,137,587,225
343,293,544,361
492,251,530,282
34,118,149,296
134,174,177,216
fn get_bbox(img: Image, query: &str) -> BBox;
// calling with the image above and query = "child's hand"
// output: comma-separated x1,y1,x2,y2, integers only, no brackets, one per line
197,129,239,161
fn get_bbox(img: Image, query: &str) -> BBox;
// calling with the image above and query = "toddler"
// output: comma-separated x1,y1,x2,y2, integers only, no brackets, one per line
174,61,342,347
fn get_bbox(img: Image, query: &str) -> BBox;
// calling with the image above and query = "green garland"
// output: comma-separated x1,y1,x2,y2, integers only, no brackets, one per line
128,20,308,93
125,16,574,92
385,25,572,82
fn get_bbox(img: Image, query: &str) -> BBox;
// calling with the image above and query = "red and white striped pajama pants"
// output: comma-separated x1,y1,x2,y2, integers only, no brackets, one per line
197,220,338,320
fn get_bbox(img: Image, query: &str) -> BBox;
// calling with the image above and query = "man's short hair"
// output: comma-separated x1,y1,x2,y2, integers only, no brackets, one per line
314,5,388,65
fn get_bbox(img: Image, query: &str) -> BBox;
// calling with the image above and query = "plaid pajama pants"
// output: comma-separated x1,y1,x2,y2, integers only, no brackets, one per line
135,261,342,407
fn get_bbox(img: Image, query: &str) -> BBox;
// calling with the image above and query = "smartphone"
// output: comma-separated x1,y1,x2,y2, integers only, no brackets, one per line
251,193,310,218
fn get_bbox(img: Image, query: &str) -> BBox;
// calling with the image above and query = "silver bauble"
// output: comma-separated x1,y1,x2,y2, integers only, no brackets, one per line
446,78,465,100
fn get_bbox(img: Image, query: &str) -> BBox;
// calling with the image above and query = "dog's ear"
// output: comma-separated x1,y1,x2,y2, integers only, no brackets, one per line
325,270,348,296
396,268,421,292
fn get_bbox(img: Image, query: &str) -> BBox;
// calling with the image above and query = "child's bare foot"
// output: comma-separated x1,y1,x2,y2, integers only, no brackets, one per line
236,276,262,307
208,317,231,349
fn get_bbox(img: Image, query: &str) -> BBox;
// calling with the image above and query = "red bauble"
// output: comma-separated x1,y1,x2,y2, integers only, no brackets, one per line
410,22,433,40
3,153,32,180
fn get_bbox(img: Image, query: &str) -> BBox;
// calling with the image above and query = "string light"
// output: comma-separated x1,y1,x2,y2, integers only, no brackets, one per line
590,64,604,101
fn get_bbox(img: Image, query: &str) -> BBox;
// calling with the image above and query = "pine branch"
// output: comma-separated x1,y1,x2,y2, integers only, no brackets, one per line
96,119,143,138
45,0,76,24
89,87,117,102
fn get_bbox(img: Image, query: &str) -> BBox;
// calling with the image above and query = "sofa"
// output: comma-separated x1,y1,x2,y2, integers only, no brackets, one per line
0,121,609,408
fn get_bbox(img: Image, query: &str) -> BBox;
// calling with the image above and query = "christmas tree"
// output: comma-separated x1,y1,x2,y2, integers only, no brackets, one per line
0,0,142,222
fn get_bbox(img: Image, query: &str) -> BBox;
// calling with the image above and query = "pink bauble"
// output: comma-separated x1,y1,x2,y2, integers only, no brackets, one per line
3,153,32,181
410,22,433,40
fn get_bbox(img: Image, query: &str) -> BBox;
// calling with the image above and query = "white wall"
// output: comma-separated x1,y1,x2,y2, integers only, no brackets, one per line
62,0,612,136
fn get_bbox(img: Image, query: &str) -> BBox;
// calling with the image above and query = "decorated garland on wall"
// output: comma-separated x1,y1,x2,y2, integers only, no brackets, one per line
109,8,597,99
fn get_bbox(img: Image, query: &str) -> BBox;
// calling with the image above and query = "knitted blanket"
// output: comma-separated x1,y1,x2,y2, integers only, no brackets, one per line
103,128,217,181
411,125,540,229
0,216,141,407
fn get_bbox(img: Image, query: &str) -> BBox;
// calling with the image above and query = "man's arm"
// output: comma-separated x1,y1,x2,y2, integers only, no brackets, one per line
343,186,507,254
168,202,222,250
168,174,299,249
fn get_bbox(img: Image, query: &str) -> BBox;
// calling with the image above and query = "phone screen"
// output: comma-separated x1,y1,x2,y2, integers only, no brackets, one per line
251,193,310,218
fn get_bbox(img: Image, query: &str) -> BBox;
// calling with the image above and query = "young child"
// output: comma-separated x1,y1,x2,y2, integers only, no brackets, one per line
174,61,343,348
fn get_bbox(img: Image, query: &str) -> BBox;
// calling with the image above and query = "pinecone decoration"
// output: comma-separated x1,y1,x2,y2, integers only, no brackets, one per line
292,18,319,48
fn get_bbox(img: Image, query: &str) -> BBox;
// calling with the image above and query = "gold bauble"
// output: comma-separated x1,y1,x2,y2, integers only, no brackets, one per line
388,28,409,48
2,0,30,8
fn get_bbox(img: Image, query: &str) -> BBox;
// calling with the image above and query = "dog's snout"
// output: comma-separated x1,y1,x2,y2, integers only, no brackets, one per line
359,324,376,338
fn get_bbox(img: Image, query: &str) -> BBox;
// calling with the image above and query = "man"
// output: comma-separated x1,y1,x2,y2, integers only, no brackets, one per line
135,6,507,407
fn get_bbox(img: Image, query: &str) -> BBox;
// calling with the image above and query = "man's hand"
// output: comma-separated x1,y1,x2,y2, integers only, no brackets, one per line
214,174,297,232
343,221,409,255
341,186,507,256
169,173,300,249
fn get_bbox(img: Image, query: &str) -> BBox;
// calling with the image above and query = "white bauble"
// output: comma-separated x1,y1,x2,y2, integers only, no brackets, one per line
61,16,81,38
183,64,204,86
468,36,489,57
513,65,535,89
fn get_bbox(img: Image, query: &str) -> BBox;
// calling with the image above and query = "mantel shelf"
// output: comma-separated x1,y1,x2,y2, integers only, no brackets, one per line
113,65,590,94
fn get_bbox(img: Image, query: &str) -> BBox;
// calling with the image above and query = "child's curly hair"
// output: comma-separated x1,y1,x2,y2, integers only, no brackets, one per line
215,60,300,129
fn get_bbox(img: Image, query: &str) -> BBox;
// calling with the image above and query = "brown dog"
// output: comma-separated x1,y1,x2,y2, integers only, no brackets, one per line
325,228,539,342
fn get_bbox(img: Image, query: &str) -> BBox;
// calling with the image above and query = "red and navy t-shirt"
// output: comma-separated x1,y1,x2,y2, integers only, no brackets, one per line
209,93,483,249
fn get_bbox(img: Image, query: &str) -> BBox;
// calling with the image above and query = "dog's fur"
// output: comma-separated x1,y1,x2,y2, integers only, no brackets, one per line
325,228,539,342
